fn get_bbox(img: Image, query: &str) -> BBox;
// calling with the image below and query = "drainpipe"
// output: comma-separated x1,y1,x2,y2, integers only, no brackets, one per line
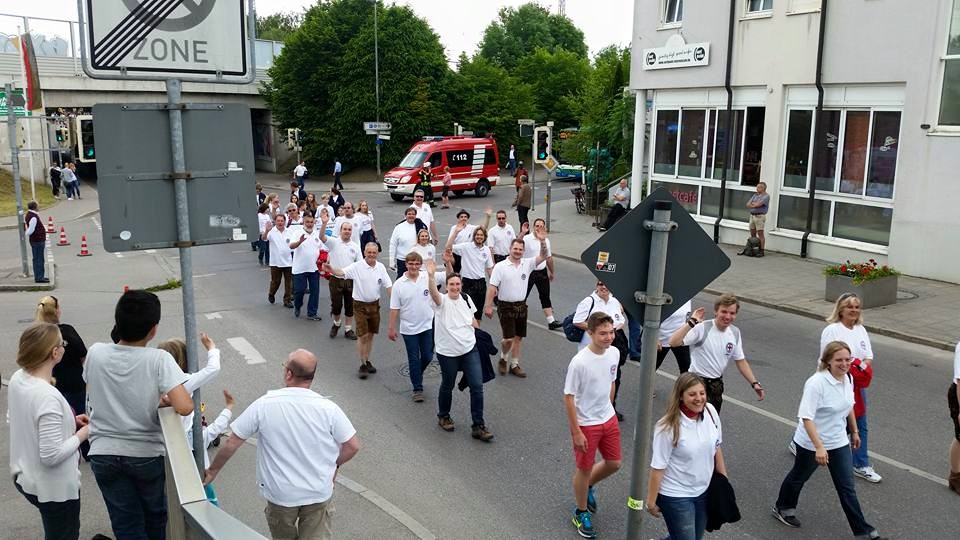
801,0,829,258
713,0,737,243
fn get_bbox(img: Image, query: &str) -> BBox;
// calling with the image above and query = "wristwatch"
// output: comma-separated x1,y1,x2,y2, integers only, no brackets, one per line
686,317,700,328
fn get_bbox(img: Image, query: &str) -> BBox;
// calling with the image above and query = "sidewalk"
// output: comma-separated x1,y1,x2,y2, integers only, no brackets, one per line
543,196,959,351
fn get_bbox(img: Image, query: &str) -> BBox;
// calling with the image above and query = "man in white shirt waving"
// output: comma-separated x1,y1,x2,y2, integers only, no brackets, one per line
205,349,360,540
287,214,324,320
669,294,765,411
319,212,362,340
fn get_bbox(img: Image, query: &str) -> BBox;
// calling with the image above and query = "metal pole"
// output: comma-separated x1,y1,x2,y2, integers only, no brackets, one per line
6,82,30,277
165,79,204,474
593,141,601,227
625,199,675,539
373,0,381,178
530,136,536,212
545,167,552,232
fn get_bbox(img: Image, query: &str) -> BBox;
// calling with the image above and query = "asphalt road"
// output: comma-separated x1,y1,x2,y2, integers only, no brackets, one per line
1,182,957,539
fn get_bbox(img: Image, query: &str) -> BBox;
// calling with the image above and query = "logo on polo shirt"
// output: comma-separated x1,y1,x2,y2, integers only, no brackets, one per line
521,274,527,280
614,313,621,322
860,340,866,350
726,342,734,354
610,365,617,376
423,290,429,296
378,278,383,285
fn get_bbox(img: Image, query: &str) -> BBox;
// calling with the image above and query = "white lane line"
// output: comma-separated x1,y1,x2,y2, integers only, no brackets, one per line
91,216,102,231
194,273,217,279
235,434,435,540
1,377,9,386
226,337,267,365
115,253,124,258
145,249,157,254
528,320,949,487
204,312,222,320
230,250,248,254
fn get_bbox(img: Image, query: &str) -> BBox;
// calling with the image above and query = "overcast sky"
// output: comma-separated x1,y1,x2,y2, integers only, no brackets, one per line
2,1,634,63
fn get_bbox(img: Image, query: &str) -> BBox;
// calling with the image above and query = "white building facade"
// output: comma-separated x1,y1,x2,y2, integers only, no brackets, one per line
630,0,960,283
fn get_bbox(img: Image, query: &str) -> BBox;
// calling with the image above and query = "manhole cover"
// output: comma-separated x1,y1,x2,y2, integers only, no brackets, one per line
397,363,442,379
896,290,918,301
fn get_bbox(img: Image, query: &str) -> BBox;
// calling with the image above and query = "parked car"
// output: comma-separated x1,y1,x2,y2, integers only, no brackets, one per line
383,136,500,201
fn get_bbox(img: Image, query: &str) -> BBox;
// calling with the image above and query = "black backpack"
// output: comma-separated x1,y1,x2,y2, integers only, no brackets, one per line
738,237,761,257
562,297,595,342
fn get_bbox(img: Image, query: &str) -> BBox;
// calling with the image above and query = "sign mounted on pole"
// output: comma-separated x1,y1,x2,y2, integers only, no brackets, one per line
77,0,256,83
363,121,392,131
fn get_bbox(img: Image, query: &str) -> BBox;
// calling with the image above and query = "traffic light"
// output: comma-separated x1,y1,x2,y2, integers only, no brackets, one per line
76,116,95,162
534,125,552,164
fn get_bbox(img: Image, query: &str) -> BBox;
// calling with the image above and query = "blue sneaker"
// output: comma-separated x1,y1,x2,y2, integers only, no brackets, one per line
586,487,597,513
572,510,596,538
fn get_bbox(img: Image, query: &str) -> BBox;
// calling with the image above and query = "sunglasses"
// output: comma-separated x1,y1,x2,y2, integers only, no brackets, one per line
837,292,859,302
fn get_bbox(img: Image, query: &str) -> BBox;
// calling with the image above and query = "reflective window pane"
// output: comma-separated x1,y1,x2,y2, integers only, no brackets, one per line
741,107,765,187
939,59,960,126
839,111,869,195
812,110,840,191
783,110,812,189
652,181,699,214
665,0,683,23
865,111,900,199
701,187,753,222
776,194,829,235
948,1,960,56
654,110,679,175
833,202,893,246
713,110,743,181
705,110,717,178
678,110,706,178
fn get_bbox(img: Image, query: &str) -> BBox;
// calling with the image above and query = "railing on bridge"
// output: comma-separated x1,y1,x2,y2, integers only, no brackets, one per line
0,13,283,79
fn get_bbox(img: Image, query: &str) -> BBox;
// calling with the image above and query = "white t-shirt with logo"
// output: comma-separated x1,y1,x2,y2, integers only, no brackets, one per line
433,294,477,357
487,224,516,256
452,242,493,280
390,272,439,335
563,346,618,426
356,212,374,233
230,387,355,507
651,403,722,497
448,224,476,246
819,322,873,364
343,260,393,302
410,203,434,229
294,164,307,178
684,321,744,379
324,236,361,269
410,243,436,262
572,292,625,351
522,235,552,271
267,228,293,268
290,229,324,275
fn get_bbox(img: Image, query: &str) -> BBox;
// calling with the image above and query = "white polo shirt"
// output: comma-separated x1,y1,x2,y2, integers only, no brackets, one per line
448,224,476,246
572,292,626,350
410,243,436,262
819,322,873,364
563,345,618,426
522,235,551,271
685,321,744,379
954,342,960,382
793,369,855,451
489,257,537,302
230,387,356,507
343,260,392,302
324,236,361,269
389,272,444,335
433,294,477,357
267,228,293,268
290,228,324,275
257,212,271,235
651,403,722,497
410,203,434,230
333,215,363,245
389,221,419,262
294,164,307,178
452,242,493,280
487,224,516,256
659,301,693,345
356,212,374,233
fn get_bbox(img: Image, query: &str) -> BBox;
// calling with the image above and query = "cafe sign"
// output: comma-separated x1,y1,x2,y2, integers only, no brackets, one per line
642,35,710,71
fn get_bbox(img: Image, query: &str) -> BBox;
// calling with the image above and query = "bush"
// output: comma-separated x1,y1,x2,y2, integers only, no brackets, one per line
823,259,899,285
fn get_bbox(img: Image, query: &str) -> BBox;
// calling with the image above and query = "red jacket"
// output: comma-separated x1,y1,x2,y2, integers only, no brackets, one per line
850,358,872,417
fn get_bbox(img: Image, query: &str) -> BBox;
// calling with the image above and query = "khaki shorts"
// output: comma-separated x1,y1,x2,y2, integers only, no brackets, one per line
353,300,381,337
497,301,528,339
749,213,766,231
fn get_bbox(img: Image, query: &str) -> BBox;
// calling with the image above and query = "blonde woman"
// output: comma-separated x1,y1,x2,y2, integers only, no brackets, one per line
36,296,89,460
357,199,378,249
8,323,89,539
647,372,725,540
410,228,436,263
773,341,886,540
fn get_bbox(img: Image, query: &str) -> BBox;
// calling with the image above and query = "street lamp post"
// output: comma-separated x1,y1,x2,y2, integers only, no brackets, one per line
372,0,381,178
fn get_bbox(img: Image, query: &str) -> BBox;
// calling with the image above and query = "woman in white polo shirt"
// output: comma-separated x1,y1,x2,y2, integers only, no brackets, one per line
773,341,886,540
647,372,725,540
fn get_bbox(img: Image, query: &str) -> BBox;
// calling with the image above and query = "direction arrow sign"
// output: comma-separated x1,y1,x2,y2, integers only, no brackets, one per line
363,121,392,131
78,0,254,83
580,186,730,322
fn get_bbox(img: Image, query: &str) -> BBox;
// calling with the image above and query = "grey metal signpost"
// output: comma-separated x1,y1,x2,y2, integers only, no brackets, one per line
5,83,30,277
580,187,731,539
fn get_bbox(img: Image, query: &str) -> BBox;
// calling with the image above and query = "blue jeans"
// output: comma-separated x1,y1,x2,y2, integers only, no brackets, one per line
89,455,168,540
508,158,516,176
257,239,270,265
15,479,81,540
31,241,46,281
437,346,484,427
403,329,434,392
626,311,642,357
657,491,707,540
852,414,869,468
59,389,89,458
776,442,875,537
296,175,305,188
293,271,320,317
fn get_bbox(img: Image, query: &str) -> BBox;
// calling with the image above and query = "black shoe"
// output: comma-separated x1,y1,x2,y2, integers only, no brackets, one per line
307,315,322,321
283,302,294,308
757,250,765,257
344,330,358,340
629,356,641,363
598,227,607,232
358,363,369,379
548,321,563,331
365,361,377,374
268,295,275,304
294,307,301,318
35,278,50,283
772,506,801,528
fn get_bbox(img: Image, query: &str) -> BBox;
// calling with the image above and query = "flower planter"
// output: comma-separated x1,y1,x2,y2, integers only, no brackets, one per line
824,274,898,309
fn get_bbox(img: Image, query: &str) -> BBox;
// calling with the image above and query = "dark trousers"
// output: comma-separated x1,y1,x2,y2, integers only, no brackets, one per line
627,312,642,357
333,171,343,190
296,175,305,188
31,241,46,281
14,480,81,540
60,389,90,459
517,205,529,226
612,329,628,408
293,271,320,317
396,259,408,280
90,455,167,540
403,329,434,392
329,276,354,317
656,345,691,373
437,346,484,427
51,178,61,197
701,376,724,412
461,277,486,320
602,203,627,229
524,268,552,310
776,443,876,537
257,239,270,265
269,266,293,304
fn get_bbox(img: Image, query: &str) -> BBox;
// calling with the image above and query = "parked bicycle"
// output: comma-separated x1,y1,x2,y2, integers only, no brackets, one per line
571,186,586,214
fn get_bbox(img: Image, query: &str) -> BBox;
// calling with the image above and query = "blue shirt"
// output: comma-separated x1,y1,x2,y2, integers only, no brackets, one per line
748,193,769,215
334,161,342,173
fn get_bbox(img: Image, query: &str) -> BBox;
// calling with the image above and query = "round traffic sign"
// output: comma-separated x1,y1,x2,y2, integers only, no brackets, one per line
121,0,216,32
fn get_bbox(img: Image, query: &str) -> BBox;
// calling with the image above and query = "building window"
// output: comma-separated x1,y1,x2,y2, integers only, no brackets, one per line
866,111,901,198
939,1,960,125
783,110,812,188
664,0,683,24
747,0,773,13
654,110,680,175
678,109,706,177
712,109,744,181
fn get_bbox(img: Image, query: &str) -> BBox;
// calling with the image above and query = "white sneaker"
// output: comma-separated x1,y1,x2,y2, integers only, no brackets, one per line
853,466,882,483
788,441,797,456
67,197,73,200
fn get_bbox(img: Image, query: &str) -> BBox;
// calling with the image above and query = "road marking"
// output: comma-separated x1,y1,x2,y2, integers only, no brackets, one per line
235,434,435,540
1,377,8,387
145,249,157,254
115,253,124,258
231,250,248,254
204,312,222,320
528,320,950,487
91,216,102,231
194,273,217,279
226,337,267,365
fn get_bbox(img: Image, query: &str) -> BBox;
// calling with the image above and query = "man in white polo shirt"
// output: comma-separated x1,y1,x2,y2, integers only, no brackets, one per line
486,210,516,264
668,294,765,412
332,201,362,245
484,232,550,378
324,243,393,379
262,213,294,308
205,349,360,540
319,212,361,340
287,214,324,320
447,220,494,321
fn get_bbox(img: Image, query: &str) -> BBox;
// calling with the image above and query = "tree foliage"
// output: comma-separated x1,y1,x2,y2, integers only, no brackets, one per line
517,47,590,129
256,11,303,42
478,4,588,72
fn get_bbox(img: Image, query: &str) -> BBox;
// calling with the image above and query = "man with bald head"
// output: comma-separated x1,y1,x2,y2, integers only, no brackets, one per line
320,211,361,340
205,349,361,539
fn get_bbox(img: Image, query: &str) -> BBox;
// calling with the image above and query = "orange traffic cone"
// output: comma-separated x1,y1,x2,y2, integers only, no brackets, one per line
77,235,92,257
57,226,70,246
46,216,55,233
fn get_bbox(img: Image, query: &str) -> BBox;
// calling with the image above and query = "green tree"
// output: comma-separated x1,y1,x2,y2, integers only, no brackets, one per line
256,11,303,42
478,3,588,72
516,47,590,128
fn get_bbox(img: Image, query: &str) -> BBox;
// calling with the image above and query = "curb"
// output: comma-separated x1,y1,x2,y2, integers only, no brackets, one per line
0,263,56,292
553,251,957,353
0,208,100,231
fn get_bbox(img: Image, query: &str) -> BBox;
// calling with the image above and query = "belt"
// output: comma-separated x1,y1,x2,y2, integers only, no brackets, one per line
750,212,766,216
353,299,379,306
498,300,524,306
462,276,485,283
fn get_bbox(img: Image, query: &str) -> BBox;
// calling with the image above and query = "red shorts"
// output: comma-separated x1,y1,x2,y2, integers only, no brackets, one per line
573,415,622,471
